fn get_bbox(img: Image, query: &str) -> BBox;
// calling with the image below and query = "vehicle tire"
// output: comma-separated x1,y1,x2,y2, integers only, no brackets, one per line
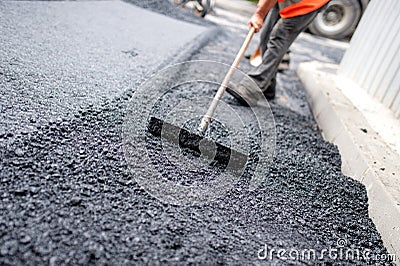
308,0,362,40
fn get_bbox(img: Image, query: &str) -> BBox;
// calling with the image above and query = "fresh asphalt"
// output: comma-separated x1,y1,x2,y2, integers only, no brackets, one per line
0,0,393,265
0,1,207,136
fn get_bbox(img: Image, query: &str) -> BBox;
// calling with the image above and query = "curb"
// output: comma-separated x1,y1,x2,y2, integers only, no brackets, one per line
297,61,400,264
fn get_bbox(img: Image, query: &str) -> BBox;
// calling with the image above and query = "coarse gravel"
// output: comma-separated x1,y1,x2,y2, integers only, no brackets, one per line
0,0,207,136
123,0,215,27
0,0,394,265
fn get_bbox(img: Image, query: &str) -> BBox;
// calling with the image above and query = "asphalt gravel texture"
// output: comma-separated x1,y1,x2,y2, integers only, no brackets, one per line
123,0,214,27
0,0,394,265
0,0,206,136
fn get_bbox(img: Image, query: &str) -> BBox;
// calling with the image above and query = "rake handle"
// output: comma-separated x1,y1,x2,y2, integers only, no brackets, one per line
198,27,256,134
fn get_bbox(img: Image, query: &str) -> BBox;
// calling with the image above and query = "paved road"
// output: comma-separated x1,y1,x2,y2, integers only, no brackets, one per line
0,0,393,265
0,1,207,136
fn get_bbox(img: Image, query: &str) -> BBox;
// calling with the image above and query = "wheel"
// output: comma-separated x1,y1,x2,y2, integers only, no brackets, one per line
308,0,362,40
193,0,211,17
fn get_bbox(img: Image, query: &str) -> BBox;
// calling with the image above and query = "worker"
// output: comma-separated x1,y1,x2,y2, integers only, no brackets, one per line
247,4,290,71
227,0,330,106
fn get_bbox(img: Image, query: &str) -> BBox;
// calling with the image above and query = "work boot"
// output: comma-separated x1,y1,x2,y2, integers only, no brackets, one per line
263,78,276,100
226,84,256,107
226,76,277,106
226,78,265,106
226,78,276,105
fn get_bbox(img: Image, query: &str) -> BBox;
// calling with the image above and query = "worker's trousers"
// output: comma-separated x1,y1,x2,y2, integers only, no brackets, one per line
248,5,326,90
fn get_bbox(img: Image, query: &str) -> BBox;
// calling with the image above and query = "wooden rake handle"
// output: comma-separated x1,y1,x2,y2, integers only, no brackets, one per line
198,27,256,133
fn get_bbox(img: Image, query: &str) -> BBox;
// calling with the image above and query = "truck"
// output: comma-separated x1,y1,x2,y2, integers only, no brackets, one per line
308,0,370,40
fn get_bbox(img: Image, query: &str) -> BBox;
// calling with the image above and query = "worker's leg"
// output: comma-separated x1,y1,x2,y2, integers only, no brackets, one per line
226,6,327,105
248,8,322,91
259,4,280,57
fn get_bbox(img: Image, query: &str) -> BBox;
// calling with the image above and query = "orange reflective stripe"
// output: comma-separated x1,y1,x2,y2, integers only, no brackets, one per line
279,0,330,18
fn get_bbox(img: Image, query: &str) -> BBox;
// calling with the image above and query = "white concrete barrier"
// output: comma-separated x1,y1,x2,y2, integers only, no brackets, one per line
339,0,400,118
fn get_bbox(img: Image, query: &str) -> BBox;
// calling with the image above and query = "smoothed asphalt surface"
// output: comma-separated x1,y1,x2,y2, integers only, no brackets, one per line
0,0,206,136
0,0,394,265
